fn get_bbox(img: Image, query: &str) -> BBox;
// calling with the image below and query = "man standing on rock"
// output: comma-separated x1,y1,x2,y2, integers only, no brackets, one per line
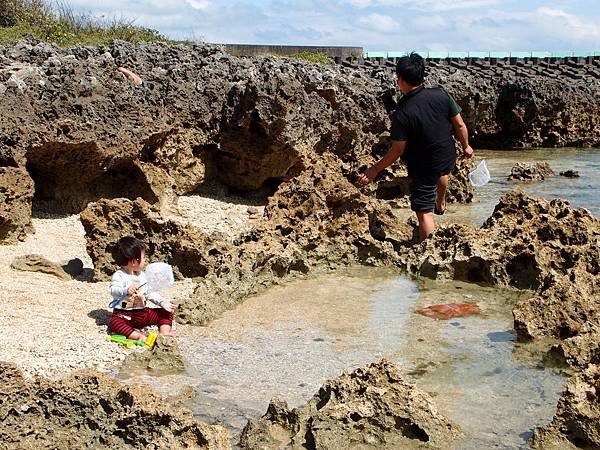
356,52,473,241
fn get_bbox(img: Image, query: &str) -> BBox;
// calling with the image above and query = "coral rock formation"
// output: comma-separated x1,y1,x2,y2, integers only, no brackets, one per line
0,167,34,243
1,39,412,243
81,156,415,324
80,197,216,280
239,359,461,449
531,364,600,449
121,336,186,376
404,189,599,342
560,170,580,178
508,161,554,181
546,328,600,370
11,254,74,280
0,362,230,450
4,39,598,244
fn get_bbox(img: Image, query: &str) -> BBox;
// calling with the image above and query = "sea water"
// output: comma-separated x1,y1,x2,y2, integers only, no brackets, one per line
123,148,599,448
165,271,564,449
448,148,600,226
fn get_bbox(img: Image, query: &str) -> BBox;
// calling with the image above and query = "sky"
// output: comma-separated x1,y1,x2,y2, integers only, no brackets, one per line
67,0,600,52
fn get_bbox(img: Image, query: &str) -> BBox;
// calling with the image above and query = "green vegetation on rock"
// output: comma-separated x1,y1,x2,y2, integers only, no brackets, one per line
0,0,170,46
290,51,333,64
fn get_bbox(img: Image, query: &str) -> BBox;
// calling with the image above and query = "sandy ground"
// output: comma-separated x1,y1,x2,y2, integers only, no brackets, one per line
0,193,259,378
167,188,265,240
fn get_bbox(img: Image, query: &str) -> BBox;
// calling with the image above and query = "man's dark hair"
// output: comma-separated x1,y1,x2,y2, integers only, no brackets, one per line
396,52,425,85
112,236,145,266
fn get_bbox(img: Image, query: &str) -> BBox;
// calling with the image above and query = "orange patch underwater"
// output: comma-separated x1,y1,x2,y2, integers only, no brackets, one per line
416,303,481,320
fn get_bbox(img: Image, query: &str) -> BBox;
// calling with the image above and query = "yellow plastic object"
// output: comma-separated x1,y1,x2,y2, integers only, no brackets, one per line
145,331,158,348
106,335,145,347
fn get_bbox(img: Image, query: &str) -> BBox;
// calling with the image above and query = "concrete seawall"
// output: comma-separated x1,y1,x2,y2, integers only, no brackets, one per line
221,44,363,59
219,44,600,82
351,55,600,83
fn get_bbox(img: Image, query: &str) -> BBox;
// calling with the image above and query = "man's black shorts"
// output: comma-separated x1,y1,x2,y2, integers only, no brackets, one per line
409,174,439,212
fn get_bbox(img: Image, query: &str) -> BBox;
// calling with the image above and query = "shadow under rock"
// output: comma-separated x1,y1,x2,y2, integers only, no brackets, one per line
89,309,111,326
75,268,95,283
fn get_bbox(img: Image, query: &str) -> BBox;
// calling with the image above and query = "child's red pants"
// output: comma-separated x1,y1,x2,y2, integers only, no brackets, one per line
108,308,173,338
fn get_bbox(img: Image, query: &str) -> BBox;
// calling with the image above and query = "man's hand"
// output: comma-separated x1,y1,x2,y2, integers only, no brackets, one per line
355,167,379,188
127,282,140,297
462,145,474,159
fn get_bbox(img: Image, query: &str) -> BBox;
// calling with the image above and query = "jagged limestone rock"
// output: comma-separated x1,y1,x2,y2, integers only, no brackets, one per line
0,362,230,449
239,359,462,449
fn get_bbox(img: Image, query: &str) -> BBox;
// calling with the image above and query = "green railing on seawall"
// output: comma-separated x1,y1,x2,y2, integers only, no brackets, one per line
365,51,600,58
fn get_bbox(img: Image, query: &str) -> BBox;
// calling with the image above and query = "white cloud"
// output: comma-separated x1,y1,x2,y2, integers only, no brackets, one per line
345,0,376,6
187,0,211,10
536,6,600,41
421,0,500,11
455,7,600,50
342,0,500,10
358,13,400,33
65,0,600,52
412,14,447,30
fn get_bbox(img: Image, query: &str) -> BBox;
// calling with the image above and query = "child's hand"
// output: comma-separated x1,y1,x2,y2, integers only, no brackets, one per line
160,300,176,313
127,282,140,296
132,294,145,308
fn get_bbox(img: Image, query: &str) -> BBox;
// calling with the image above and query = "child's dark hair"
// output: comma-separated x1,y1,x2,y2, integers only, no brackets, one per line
112,236,145,266
396,52,425,86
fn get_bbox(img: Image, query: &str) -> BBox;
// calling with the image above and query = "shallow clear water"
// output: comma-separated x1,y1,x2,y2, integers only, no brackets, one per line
122,149,600,448
127,269,565,449
442,148,600,226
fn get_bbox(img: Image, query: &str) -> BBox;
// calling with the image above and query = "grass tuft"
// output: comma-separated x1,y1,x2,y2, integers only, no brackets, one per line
290,51,333,64
0,0,171,46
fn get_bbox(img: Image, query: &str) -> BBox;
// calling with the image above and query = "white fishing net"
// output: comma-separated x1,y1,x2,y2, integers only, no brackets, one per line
145,262,174,293
469,159,491,187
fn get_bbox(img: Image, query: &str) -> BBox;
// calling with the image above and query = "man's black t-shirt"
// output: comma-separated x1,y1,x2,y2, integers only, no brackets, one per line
390,86,461,178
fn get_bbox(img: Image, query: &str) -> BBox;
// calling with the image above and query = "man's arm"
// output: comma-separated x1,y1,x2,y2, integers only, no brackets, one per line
450,114,473,158
117,67,143,85
356,140,406,187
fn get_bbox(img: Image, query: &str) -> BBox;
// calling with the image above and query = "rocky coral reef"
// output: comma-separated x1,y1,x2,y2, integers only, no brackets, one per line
423,66,600,149
560,170,580,178
120,336,186,376
403,189,599,342
0,362,230,450
400,189,599,449
239,359,462,449
2,38,599,449
508,161,554,181
3,38,598,244
0,166,34,243
0,38,410,242
10,253,79,280
80,158,415,324
80,197,214,279
531,364,600,449
546,329,600,370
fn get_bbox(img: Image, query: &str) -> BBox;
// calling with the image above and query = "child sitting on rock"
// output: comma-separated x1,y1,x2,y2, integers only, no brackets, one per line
108,236,175,341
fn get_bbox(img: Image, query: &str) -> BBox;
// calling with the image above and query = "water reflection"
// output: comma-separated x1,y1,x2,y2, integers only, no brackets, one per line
443,148,600,226
402,279,564,449
132,270,566,448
